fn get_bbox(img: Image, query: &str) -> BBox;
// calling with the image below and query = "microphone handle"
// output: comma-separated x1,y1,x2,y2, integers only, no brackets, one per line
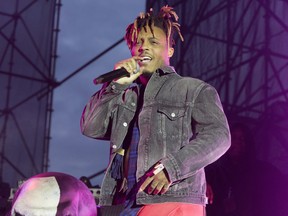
93,68,130,85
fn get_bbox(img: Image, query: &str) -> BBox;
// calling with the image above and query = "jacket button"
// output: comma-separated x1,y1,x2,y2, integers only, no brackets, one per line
131,102,136,107
123,122,128,127
112,145,117,149
171,113,176,117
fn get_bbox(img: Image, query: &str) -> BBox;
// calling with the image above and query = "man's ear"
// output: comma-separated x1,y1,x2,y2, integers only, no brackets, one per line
168,47,174,58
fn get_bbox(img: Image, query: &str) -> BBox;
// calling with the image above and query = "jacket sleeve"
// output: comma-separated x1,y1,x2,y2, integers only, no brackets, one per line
80,81,129,140
160,84,231,183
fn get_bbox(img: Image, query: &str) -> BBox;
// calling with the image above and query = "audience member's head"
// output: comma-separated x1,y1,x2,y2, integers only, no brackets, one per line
9,172,97,216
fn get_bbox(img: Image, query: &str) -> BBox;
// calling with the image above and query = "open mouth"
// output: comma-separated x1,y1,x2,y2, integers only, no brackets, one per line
140,56,152,64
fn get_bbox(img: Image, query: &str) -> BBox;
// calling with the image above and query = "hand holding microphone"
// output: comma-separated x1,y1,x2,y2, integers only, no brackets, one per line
94,57,142,85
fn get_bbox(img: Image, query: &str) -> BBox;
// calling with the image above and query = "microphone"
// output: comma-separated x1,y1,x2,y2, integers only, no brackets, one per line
93,64,140,85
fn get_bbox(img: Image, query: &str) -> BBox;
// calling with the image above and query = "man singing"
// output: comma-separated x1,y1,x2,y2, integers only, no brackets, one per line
81,6,230,216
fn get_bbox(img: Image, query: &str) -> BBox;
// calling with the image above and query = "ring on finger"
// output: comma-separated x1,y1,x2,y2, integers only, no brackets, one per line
133,63,140,74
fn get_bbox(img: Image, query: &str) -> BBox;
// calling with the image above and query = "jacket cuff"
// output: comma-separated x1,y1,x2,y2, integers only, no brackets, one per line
106,81,129,93
160,154,181,183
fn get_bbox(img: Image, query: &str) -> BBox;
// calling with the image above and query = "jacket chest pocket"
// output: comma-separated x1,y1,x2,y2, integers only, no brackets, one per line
157,106,186,148
157,106,186,121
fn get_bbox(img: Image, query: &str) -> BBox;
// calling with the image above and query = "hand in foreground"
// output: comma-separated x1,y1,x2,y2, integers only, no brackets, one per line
114,57,142,85
139,168,171,195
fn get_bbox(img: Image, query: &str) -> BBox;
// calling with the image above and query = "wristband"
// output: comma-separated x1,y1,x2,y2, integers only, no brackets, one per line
153,163,165,175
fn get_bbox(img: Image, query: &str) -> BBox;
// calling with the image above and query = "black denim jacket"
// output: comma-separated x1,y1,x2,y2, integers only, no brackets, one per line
81,66,231,206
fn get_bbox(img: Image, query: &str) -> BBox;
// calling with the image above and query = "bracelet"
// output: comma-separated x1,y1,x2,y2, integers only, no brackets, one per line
153,163,165,175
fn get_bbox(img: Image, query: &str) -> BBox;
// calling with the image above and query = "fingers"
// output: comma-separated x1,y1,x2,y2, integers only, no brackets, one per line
113,57,142,85
139,176,153,193
115,57,141,74
159,184,170,195
139,170,171,195
151,182,169,195
140,178,170,195
148,181,162,195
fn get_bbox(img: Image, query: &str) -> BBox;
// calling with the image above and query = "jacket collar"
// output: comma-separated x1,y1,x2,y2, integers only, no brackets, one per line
157,65,176,75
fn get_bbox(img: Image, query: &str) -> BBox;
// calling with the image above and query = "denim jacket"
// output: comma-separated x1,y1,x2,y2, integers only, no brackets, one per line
81,66,231,206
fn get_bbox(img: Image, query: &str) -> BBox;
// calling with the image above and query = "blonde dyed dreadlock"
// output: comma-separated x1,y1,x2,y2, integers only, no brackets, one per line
125,5,184,50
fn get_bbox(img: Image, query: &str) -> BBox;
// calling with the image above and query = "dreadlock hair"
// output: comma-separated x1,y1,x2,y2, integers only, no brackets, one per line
125,5,184,50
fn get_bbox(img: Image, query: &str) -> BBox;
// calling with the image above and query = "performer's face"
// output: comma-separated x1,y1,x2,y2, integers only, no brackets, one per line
131,25,174,74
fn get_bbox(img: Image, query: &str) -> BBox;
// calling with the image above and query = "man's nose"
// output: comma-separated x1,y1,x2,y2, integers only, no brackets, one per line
139,41,149,52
